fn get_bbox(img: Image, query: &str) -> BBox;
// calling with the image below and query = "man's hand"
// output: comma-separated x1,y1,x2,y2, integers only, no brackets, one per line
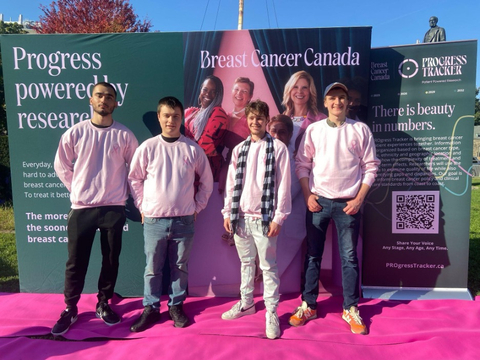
300,177,321,212
344,198,362,215
141,212,144,224
306,194,322,212
224,218,232,233
267,221,281,237
343,183,371,215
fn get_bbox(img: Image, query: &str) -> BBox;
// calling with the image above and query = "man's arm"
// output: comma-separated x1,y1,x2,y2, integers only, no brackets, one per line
267,221,281,237
344,125,379,215
224,217,232,233
54,133,75,192
194,147,214,214
127,147,146,212
344,183,371,215
124,132,139,167
299,177,321,212
221,144,240,221
359,126,381,188
124,132,139,197
268,142,293,237
295,125,318,212
272,142,292,226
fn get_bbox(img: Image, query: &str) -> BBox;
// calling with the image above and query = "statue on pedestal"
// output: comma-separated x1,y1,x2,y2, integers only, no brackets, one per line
424,16,446,43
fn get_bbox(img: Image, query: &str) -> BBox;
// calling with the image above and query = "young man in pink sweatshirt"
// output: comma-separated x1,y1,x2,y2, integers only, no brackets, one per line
128,96,213,332
52,82,138,336
221,100,291,340
289,82,380,335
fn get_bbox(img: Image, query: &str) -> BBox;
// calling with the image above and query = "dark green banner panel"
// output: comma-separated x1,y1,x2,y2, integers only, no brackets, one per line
1,33,184,295
2,28,373,296
363,41,477,300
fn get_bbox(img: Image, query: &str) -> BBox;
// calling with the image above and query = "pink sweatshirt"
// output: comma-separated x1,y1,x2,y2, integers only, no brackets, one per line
222,137,292,226
295,118,380,199
54,120,138,209
128,135,213,218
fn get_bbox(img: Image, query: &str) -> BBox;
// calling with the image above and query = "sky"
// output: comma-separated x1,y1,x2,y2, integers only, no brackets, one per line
1,0,479,87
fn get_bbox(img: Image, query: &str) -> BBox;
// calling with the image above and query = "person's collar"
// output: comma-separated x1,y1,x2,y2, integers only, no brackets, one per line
251,132,268,142
161,134,180,143
90,120,112,128
326,118,345,128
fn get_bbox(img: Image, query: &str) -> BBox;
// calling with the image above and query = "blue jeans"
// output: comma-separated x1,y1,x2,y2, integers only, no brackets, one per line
143,215,195,308
302,197,361,310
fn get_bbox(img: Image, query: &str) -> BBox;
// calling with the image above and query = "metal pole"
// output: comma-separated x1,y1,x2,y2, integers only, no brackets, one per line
238,0,244,30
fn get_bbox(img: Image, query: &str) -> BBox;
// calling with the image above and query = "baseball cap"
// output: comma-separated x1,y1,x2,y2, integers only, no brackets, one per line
323,82,348,99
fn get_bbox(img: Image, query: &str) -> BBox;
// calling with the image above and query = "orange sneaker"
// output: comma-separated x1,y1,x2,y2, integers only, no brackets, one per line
288,301,317,327
342,306,368,335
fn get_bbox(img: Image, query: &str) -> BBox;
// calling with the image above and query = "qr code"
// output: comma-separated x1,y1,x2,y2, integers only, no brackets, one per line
392,191,439,234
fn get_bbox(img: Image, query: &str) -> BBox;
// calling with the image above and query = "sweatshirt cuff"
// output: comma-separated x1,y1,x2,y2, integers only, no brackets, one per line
362,174,376,187
295,170,310,181
273,215,286,226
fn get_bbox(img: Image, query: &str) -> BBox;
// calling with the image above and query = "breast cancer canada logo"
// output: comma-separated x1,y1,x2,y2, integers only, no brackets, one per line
398,59,419,79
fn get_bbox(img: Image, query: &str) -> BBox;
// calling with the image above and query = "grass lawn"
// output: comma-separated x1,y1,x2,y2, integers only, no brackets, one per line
0,205,19,292
1,184,480,295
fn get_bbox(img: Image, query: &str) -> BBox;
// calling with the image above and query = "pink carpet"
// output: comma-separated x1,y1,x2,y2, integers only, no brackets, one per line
0,292,478,359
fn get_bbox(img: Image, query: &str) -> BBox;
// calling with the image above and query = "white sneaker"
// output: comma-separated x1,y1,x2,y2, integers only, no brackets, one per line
265,310,280,339
221,301,255,320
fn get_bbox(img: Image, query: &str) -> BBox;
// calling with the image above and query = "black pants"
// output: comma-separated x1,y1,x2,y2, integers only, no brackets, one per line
64,206,126,308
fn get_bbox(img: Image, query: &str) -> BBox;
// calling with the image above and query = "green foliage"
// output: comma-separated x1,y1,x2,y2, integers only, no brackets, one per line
0,233,19,292
0,204,14,231
0,21,26,34
0,205,18,292
35,0,152,33
0,136,12,203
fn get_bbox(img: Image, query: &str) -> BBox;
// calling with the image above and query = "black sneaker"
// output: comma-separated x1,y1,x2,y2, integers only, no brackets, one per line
169,303,189,328
51,307,78,336
130,305,161,332
96,302,121,326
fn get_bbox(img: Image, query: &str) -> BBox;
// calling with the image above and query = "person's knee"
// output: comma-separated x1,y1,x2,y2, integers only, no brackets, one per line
341,254,358,265
240,256,256,264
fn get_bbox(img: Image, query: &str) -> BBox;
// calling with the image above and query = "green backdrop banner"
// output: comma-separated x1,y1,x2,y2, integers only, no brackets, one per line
2,33,476,300
1,33,184,295
1,28,373,296
363,41,477,300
